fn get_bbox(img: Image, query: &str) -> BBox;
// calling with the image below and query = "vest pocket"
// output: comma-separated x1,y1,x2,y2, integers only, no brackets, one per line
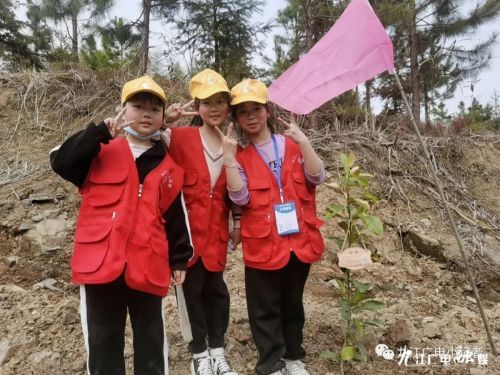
88,168,128,207
241,221,273,263
72,224,112,273
146,236,170,287
303,211,325,254
182,171,198,205
248,178,271,207
292,171,313,202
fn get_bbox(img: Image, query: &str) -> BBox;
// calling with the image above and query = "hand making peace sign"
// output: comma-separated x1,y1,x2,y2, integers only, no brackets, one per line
104,107,136,138
277,113,309,146
214,122,238,165
165,100,198,124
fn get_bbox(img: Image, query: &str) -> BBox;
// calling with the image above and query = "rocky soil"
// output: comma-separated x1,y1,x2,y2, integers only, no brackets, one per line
0,71,499,374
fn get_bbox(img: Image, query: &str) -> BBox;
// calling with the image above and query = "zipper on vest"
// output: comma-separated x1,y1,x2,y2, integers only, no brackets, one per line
138,184,143,198
112,211,116,220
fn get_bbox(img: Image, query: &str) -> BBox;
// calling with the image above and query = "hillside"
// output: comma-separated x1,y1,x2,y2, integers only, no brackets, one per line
0,70,499,374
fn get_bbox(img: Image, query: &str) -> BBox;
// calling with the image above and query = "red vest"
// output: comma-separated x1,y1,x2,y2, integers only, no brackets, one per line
236,137,325,270
72,137,184,296
169,127,229,272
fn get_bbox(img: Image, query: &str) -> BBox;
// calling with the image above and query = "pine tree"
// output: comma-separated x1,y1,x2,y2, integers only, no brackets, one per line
26,0,53,60
138,0,180,74
0,0,37,68
175,0,269,84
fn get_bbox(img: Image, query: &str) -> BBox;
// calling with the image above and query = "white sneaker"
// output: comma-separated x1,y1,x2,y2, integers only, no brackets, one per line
191,350,214,375
209,347,238,375
285,359,310,375
269,370,287,375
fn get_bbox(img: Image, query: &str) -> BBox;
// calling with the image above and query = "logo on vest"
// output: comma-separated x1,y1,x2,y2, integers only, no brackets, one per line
161,169,174,188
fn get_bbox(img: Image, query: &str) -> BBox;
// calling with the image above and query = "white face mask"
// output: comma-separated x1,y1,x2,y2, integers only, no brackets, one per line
124,127,161,141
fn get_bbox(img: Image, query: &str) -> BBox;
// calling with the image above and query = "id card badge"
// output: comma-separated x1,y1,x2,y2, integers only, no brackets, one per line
274,201,300,236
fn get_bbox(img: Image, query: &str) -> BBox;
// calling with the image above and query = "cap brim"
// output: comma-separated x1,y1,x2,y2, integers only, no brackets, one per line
231,95,267,106
122,89,166,105
193,85,230,100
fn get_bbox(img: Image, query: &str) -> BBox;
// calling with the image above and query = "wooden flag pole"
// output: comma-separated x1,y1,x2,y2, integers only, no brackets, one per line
392,70,497,356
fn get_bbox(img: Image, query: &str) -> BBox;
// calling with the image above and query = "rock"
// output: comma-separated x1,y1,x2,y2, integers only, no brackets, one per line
3,256,19,267
31,350,61,372
31,214,45,222
23,217,68,256
27,194,55,204
0,339,12,366
43,208,62,219
384,319,411,347
402,230,446,261
33,278,62,292
422,322,441,339
17,219,32,232
482,235,500,267
41,246,61,255
419,218,432,227
466,296,477,304
422,316,434,324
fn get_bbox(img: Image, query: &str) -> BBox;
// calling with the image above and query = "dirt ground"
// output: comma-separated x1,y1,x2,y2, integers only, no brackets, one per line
0,71,499,374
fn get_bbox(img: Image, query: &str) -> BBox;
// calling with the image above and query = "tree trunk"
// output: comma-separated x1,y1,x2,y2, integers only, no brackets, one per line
213,1,220,73
140,0,151,75
423,82,430,124
409,0,420,126
366,80,374,132
71,14,78,61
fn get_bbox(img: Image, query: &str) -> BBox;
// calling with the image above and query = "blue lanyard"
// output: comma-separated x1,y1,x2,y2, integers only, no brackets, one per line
271,134,284,202
252,134,284,202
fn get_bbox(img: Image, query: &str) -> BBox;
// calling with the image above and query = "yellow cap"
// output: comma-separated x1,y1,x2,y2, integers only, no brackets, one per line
189,69,230,100
230,79,268,105
121,75,167,105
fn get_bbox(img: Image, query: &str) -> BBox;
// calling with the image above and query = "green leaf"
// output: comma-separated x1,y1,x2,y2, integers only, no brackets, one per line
361,215,384,235
340,346,355,361
351,290,369,306
353,318,365,337
357,343,369,362
339,298,350,321
340,153,356,171
326,203,345,218
359,172,373,178
353,280,373,293
364,319,385,327
352,300,385,314
320,351,339,362
362,191,379,203
356,176,370,187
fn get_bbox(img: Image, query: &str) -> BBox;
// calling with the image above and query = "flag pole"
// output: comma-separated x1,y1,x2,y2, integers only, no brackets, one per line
392,69,497,356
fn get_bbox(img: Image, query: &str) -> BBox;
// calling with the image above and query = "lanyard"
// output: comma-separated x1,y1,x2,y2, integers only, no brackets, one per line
252,134,284,202
271,134,284,202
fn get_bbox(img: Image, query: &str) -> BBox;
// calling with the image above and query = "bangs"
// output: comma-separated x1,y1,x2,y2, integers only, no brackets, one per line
127,92,164,107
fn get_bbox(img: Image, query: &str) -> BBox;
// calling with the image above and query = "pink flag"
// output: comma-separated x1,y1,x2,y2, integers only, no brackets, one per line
268,0,394,115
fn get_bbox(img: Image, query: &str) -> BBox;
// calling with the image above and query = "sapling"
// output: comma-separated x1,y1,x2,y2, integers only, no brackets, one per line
321,152,384,373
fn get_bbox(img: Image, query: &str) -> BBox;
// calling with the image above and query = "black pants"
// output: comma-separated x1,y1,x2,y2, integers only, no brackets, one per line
182,258,230,353
80,274,167,375
245,253,311,375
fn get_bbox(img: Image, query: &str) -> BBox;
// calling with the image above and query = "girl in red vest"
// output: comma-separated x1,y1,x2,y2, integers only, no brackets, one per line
163,69,240,375
217,79,325,375
50,76,193,375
